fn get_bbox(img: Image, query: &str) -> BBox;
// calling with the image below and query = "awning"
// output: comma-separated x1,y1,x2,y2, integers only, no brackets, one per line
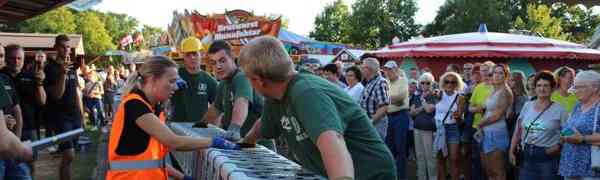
370,32,600,60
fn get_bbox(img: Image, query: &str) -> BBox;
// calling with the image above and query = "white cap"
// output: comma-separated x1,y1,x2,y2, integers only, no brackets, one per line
383,61,398,69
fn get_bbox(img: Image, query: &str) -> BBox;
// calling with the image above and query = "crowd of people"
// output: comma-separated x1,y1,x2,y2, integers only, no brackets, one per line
304,56,600,180
1,34,600,180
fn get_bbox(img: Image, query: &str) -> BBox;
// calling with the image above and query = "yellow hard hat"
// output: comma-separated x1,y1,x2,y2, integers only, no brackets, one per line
180,37,204,53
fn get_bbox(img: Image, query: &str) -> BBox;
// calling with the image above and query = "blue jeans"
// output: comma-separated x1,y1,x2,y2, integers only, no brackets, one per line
386,110,410,179
0,160,32,180
85,97,105,128
519,144,561,180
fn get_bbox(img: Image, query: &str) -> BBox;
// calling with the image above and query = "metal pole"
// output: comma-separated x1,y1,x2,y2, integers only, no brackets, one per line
30,128,85,151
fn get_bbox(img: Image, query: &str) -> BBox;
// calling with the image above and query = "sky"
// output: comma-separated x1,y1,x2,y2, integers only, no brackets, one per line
94,0,446,36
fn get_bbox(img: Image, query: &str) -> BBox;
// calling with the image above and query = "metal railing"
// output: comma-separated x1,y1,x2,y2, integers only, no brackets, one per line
169,122,325,180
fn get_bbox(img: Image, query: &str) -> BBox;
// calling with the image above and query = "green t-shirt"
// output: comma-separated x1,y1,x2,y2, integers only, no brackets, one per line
214,69,264,137
470,83,493,128
261,73,396,180
170,68,218,122
551,90,578,113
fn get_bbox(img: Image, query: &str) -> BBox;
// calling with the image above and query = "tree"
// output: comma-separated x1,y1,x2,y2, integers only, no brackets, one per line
423,0,512,36
514,4,567,40
141,25,165,48
16,7,77,34
309,0,351,43
347,0,420,49
551,3,600,44
76,11,116,56
98,12,140,46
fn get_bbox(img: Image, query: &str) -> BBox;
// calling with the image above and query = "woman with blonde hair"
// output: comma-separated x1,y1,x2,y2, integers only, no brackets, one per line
106,56,239,180
434,71,465,180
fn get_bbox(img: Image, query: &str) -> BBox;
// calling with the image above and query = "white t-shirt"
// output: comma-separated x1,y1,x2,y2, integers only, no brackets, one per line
519,101,568,147
435,91,460,125
345,83,365,103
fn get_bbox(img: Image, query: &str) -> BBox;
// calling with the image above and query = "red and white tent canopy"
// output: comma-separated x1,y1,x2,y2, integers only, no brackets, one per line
370,32,600,60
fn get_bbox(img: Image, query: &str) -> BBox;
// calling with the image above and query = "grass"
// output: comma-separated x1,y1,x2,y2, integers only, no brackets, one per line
33,127,102,180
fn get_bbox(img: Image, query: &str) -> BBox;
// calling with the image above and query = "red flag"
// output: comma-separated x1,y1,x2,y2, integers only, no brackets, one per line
120,35,133,47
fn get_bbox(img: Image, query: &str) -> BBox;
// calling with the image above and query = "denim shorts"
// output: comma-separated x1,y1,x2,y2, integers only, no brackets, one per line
481,129,509,153
445,124,461,144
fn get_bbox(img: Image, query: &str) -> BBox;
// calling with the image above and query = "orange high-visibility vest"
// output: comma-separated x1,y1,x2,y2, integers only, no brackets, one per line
106,93,168,180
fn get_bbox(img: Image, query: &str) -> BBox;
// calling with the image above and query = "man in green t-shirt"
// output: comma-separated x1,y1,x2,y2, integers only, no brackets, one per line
201,40,272,148
239,36,396,180
170,37,218,123
551,66,577,113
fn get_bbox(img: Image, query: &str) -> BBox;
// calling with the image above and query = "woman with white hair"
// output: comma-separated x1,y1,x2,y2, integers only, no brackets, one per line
559,70,600,180
410,72,438,180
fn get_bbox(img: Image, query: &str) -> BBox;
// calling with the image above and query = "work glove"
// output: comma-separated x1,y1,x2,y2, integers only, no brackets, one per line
223,124,241,142
211,136,240,150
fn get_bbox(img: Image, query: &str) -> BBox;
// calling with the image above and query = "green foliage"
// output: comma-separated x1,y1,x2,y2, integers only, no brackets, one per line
310,0,420,49
141,25,165,49
347,0,420,49
309,0,351,43
423,0,511,36
76,11,116,56
514,4,567,40
16,7,77,34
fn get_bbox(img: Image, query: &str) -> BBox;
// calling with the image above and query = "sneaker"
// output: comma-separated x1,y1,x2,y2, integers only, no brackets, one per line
90,127,98,131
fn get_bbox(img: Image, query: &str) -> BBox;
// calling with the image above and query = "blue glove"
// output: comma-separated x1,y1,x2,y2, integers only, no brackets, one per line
175,77,188,91
211,137,240,150
223,124,241,141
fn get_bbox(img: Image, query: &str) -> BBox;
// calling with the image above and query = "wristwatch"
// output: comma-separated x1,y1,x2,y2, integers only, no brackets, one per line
582,136,587,144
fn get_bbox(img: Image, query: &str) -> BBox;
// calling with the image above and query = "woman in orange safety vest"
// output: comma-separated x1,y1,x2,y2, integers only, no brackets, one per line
106,56,239,180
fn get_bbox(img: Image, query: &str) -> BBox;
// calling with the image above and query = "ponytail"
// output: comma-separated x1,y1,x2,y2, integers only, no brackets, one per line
120,56,177,96
121,71,142,95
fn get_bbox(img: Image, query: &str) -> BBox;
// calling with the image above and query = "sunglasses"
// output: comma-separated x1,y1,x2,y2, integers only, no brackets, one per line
444,80,458,84
420,82,431,85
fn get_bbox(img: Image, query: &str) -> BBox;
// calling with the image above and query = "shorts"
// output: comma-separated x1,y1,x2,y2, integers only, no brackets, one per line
481,129,509,154
56,120,82,151
445,124,461,144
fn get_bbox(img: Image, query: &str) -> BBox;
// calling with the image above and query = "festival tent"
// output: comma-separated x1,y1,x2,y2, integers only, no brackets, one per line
368,26,600,76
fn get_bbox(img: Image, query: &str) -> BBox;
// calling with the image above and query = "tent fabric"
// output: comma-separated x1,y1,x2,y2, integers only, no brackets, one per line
278,29,317,44
371,32,600,60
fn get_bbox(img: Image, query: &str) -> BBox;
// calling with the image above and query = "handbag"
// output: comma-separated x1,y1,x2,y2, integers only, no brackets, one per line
515,102,553,167
591,103,600,171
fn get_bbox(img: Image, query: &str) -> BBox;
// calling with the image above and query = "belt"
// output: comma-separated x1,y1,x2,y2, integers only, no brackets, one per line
109,159,165,170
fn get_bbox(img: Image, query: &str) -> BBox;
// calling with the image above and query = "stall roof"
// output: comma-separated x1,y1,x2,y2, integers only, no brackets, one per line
333,49,366,62
0,32,85,55
0,0,75,24
370,31,600,60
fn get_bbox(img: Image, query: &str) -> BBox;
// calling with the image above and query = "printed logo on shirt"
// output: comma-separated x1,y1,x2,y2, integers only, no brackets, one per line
280,115,309,141
197,83,207,95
